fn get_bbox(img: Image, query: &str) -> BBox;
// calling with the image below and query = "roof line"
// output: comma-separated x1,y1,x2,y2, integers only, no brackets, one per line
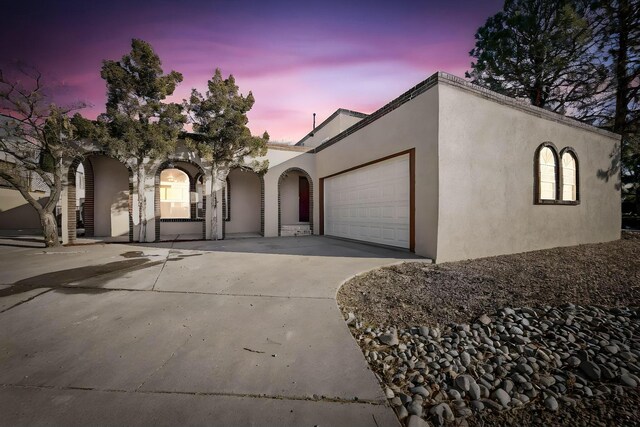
312,72,619,153
294,108,367,146
267,143,312,152
436,72,619,140
312,74,440,153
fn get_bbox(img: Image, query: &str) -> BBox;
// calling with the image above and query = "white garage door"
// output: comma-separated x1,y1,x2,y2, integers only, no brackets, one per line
324,154,410,248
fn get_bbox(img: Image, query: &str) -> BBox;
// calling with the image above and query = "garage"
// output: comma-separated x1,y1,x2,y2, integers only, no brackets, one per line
322,153,412,249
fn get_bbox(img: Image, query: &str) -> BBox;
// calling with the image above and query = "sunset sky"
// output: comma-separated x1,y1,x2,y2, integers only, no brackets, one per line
1,0,503,143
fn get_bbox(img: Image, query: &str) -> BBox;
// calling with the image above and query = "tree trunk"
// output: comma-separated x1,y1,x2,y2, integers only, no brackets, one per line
531,79,545,108
211,191,218,240
0,170,62,247
137,162,147,242
210,167,228,240
613,0,629,135
40,210,60,247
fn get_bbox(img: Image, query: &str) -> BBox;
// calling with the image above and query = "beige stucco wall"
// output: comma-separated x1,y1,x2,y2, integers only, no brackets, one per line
262,150,317,237
0,188,46,230
436,82,621,263
225,168,261,234
314,87,440,259
91,156,130,237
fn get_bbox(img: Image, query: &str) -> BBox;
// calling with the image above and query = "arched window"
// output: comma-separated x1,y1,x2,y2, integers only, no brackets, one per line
561,150,578,202
160,169,190,218
538,145,557,201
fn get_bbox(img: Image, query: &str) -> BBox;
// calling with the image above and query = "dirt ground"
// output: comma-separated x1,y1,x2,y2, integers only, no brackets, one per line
338,232,640,329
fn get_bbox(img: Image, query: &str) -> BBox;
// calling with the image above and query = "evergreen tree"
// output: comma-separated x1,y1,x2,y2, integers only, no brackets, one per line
185,69,269,239
466,0,605,113
98,39,185,242
589,0,639,212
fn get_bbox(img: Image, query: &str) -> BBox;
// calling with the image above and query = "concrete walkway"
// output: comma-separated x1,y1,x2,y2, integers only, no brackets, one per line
0,235,421,426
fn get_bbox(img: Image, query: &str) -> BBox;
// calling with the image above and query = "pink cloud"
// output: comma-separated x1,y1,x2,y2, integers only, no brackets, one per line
1,0,503,142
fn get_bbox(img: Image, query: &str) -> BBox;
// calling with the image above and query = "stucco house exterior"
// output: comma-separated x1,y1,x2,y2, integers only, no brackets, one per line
0,72,621,262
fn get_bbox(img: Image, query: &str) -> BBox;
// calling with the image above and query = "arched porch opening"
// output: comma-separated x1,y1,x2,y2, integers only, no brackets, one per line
224,167,264,238
155,159,206,241
67,153,133,243
278,168,313,237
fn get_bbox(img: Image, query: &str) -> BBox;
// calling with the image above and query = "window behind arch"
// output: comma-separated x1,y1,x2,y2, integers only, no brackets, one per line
561,152,577,201
538,146,557,201
160,169,190,218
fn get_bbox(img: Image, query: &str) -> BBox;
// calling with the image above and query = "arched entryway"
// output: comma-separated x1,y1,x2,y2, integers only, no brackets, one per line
67,153,133,243
224,167,264,238
278,168,313,236
155,160,206,241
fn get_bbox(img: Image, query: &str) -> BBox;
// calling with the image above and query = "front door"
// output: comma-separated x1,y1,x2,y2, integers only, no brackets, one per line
299,176,310,222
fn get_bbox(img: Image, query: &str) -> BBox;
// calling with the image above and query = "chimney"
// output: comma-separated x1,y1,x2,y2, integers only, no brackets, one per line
311,113,316,136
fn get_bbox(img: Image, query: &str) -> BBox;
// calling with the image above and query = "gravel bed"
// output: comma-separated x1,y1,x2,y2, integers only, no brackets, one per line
338,232,640,329
338,234,640,426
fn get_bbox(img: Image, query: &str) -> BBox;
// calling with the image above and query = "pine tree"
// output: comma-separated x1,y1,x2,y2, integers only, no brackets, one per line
466,0,605,113
98,39,185,242
185,69,269,239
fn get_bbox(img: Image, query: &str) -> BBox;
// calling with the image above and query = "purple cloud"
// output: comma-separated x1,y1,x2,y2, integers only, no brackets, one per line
1,0,502,142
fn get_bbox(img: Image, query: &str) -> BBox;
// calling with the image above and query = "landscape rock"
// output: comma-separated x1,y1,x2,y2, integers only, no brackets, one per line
379,328,399,346
580,360,602,381
478,314,492,325
345,312,356,326
406,415,429,427
544,396,559,411
620,374,638,387
455,374,475,392
429,403,454,426
350,304,640,427
407,400,423,417
492,389,511,408
396,405,408,420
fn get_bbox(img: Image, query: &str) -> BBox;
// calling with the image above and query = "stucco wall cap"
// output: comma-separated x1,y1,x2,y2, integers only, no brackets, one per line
435,72,620,141
267,143,313,152
312,72,620,154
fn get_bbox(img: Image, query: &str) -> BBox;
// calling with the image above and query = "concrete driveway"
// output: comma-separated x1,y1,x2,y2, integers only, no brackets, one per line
0,235,421,426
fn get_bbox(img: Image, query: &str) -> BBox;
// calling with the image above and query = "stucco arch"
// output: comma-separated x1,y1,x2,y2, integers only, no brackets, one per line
223,166,265,238
277,167,313,236
66,152,134,244
154,158,207,241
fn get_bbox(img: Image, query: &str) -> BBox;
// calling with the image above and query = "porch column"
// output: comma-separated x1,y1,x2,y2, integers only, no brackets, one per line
61,164,71,245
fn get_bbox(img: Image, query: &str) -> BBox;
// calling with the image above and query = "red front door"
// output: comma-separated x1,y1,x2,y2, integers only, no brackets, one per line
299,176,310,222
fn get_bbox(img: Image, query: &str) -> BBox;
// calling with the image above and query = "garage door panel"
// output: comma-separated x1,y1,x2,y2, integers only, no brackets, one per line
324,155,410,249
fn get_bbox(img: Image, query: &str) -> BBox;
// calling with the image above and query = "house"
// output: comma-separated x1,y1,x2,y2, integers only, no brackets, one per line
2,72,621,262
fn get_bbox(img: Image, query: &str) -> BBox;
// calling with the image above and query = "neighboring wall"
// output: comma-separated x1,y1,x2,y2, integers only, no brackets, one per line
91,156,130,237
0,188,46,230
297,110,366,148
314,85,440,260
436,80,621,262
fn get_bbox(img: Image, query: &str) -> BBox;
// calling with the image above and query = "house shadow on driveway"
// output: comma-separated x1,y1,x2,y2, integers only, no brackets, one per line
0,235,424,305
0,258,164,299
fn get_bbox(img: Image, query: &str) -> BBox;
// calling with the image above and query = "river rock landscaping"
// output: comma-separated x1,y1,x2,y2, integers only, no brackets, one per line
338,233,640,426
